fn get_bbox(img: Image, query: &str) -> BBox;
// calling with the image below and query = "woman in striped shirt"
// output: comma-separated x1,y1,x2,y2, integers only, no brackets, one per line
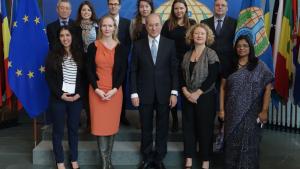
45,26,83,169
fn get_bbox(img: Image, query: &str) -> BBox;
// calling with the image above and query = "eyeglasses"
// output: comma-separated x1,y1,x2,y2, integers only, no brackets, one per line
109,3,119,6
236,44,249,48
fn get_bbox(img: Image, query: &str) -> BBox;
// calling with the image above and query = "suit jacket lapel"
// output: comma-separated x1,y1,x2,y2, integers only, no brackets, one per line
156,36,164,64
118,18,123,33
143,38,155,66
54,20,60,29
219,16,228,35
208,17,216,35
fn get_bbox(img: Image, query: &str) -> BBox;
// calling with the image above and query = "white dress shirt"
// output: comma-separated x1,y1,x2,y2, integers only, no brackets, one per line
214,16,225,29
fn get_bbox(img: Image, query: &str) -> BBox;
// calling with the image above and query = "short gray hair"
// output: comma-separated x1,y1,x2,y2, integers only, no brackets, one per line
145,13,162,25
57,0,72,9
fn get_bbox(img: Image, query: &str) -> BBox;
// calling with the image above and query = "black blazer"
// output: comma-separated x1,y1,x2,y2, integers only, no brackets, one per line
118,17,131,55
201,16,237,72
45,53,84,100
46,19,83,51
130,36,178,104
86,42,127,90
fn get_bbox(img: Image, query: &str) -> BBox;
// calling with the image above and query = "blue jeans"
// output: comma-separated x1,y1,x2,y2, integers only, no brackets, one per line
51,98,82,163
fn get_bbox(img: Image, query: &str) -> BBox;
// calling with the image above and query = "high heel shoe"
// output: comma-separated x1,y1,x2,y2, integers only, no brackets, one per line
184,165,192,169
56,163,66,169
184,158,192,169
69,165,80,169
202,161,209,169
69,161,80,169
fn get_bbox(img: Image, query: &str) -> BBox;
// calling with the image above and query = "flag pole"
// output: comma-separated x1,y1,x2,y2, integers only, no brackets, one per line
33,118,37,147
9,0,14,29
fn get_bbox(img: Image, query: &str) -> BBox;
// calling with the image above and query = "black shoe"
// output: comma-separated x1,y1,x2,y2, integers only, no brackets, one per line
138,161,153,169
155,162,166,169
121,116,130,126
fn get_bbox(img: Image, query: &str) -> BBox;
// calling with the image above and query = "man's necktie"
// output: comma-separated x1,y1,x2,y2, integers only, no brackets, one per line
150,39,157,64
62,21,68,26
215,19,222,35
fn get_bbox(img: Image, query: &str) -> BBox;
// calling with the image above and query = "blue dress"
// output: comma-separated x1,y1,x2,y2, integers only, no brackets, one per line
224,61,273,169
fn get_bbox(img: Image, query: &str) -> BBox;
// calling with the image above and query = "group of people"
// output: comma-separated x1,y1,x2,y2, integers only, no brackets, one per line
44,0,274,169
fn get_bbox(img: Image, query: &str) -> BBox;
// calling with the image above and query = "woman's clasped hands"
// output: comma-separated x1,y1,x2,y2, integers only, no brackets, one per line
95,88,117,101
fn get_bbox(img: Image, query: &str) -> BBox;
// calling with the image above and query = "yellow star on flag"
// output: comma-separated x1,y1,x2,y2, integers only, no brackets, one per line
27,71,34,79
34,17,40,24
23,15,29,23
39,66,45,73
16,69,23,77
13,21,17,27
8,61,12,68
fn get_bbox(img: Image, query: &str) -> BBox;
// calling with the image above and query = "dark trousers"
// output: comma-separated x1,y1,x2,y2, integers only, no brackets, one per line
139,100,170,162
121,74,127,119
51,98,82,163
182,90,216,160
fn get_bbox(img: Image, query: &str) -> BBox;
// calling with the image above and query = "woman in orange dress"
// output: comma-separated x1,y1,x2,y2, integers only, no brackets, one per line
86,15,127,169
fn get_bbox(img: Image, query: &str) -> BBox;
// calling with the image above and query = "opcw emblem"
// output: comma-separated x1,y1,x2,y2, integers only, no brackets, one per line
156,0,213,23
234,7,270,57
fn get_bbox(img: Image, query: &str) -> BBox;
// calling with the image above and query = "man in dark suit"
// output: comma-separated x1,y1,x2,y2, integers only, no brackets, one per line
46,0,75,50
107,0,132,126
130,14,178,169
201,0,237,73
201,0,237,152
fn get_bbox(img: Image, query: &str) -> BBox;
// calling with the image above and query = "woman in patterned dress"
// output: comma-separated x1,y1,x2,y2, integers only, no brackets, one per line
219,35,273,169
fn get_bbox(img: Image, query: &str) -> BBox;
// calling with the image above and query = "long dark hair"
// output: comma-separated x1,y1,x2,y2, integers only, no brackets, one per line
232,35,258,71
168,0,190,31
46,26,83,71
75,1,98,25
132,0,154,41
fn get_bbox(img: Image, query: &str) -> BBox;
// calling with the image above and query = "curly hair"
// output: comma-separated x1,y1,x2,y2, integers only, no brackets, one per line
185,23,214,46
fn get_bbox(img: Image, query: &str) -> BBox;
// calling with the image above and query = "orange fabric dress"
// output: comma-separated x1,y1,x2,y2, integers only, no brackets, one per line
89,41,122,136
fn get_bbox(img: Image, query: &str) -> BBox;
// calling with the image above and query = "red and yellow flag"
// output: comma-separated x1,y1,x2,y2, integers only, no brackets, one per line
1,0,13,106
275,0,293,102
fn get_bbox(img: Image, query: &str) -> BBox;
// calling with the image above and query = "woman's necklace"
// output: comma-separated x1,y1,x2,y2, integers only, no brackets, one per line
238,61,248,68
192,48,204,62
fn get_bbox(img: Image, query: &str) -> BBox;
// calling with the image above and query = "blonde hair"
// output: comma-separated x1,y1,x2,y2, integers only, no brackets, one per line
186,23,214,46
97,15,120,43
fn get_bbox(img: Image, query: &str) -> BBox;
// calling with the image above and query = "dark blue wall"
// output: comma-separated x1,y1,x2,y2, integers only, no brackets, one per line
43,0,243,24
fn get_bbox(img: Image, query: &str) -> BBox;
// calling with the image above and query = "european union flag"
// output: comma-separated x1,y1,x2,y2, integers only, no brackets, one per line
8,0,49,118
234,0,273,72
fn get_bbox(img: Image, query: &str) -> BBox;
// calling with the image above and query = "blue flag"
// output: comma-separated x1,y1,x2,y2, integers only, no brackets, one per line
11,0,19,31
234,0,273,72
294,52,300,106
8,0,49,118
